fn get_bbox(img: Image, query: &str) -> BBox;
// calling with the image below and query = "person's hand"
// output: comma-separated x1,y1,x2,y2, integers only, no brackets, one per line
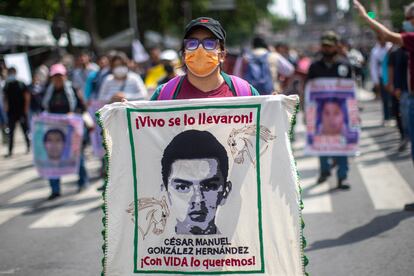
394,88,402,99
385,83,394,94
110,92,126,103
353,0,368,19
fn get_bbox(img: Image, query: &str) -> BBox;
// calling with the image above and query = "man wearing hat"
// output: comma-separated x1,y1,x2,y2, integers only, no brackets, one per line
306,31,354,190
151,17,259,100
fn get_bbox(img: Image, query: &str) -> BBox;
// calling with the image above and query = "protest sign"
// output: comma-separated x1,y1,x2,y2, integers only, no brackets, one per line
4,53,32,85
88,100,106,158
304,78,360,156
32,113,84,178
98,95,306,275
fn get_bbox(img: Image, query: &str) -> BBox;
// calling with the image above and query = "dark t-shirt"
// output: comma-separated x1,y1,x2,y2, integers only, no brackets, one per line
3,80,27,115
175,77,234,99
307,57,353,80
48,88,71,114
401,32,414,92
388,47,408,91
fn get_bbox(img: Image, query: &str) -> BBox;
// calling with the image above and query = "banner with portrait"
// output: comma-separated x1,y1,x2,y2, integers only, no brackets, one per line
98,95,305,275
304,78,360,156
32,113,84,178
88,100,106,158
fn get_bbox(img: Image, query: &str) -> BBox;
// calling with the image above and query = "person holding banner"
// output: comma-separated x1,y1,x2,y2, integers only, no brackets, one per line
306,31,354,190
98,52,148,103
151,17,260,100
42,63,89,200
353,0,414,210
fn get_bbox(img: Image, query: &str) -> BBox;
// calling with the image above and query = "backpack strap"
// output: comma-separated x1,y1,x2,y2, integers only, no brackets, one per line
229,75,252,96
157,76,183,100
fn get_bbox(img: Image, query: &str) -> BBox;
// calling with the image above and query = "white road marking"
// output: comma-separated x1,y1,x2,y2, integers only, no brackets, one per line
357,130,414,210
297,156,333,214
29,187,102,228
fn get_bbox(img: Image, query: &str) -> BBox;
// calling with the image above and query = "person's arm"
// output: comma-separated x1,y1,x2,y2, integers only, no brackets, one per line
98,78,111,103
353,0,403,45
2,83,8,113
135,74,148,99
369,49,380,86
276,54,295,77
23,87,30,115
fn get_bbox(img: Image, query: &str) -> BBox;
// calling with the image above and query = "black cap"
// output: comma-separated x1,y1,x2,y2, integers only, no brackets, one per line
184,17,226,42
320,31,339,46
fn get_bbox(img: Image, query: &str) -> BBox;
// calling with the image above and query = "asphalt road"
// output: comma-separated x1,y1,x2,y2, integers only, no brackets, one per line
0,96,413,276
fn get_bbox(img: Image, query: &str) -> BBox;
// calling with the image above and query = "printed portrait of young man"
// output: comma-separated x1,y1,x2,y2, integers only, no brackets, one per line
161,129,232,235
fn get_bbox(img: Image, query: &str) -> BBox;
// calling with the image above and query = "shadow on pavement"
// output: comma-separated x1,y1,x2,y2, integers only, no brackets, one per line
306,210,414,252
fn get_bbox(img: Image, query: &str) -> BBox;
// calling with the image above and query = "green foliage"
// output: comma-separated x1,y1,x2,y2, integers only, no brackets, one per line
0,0,275,47
389,0,412,30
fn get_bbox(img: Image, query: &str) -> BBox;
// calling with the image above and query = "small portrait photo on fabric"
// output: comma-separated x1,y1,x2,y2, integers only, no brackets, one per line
316,98,348,137
32,113,84,178
305,78,360,156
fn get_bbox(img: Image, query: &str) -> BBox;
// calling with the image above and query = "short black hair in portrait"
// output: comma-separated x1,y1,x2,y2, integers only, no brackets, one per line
43,128,66,144
161,130,229,190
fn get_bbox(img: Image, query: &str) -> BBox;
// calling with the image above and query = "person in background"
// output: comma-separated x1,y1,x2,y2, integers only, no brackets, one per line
42,63,89,200
98,52,148,103
245,36,294,94
338,39,365,88
387,39,409,152
3,67,30,157
71,51,99,96
0,62,8,145
144,46,167,91
84,54,111,102
353,0,414,210
28,73,45,118
306,31,354,190
370,36,393,125
157,49,180,85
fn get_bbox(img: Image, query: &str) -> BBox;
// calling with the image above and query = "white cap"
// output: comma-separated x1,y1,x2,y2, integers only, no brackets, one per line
160,49,178,61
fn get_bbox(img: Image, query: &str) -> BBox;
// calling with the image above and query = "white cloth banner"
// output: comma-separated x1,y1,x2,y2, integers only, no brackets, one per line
98,95,305,275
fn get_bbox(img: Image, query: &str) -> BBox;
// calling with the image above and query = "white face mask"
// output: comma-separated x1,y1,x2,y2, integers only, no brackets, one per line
113,66,128,78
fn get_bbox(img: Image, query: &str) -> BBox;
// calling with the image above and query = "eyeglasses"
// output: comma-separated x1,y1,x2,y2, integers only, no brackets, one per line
183,38,219,51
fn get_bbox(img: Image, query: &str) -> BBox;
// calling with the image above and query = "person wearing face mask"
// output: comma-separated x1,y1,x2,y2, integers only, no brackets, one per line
306,31,354,190
42,63,89,200
353,0,414,211
3,67,31,157
150,17,260,100
98,52,148,103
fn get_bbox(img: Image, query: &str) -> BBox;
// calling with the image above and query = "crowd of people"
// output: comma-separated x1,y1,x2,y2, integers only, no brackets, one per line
0,0,412,210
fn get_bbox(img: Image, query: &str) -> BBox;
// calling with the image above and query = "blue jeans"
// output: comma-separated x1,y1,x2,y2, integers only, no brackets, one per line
400,92,410,139
49,154,88,194
408,95,414,161
319,156,349,180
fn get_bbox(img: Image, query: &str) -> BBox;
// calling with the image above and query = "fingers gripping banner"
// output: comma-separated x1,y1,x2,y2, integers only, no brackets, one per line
98,95,305,275
304,78,360,156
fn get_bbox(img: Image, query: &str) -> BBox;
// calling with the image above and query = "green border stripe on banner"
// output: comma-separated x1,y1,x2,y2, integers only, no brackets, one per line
127,104,265,274
127,109,140,270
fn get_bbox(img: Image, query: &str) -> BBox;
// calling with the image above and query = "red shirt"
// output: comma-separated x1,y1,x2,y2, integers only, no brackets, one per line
401,32,414,92
175,77,234,99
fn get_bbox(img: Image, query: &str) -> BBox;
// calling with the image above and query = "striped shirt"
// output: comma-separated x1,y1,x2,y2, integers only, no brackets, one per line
98,72,148,102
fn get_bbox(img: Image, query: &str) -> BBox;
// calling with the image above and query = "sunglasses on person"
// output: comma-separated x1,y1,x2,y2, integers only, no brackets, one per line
183,38,219,51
